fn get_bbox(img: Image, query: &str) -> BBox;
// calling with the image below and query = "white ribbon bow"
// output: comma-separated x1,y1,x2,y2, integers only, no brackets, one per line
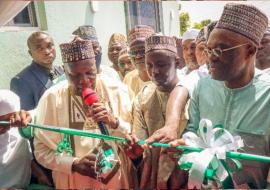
178,119,244,189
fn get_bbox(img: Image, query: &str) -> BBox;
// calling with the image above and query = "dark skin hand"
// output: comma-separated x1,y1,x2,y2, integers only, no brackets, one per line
0,110,31,135
87,103,118,129
72,153,98,178
124,133,144,160
145,86,189,145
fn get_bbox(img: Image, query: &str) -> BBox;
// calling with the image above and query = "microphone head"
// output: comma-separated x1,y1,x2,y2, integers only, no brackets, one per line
82,88,98,106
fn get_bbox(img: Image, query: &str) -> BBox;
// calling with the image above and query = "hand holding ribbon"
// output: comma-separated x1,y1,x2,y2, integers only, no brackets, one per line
178,119,244,189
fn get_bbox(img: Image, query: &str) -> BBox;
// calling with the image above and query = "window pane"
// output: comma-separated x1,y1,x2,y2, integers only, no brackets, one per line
126,1,161,32
4,2,37,27
13,6,30,24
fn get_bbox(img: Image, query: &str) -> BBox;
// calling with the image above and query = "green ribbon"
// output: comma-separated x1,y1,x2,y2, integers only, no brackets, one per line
1,121,270,163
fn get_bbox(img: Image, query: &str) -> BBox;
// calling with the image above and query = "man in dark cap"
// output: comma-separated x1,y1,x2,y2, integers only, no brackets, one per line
33,37,135,189
126,34,188,189
73,25,121,82
118,47,135,78
169,3,270,189
145,21,217,147
123,25,155,100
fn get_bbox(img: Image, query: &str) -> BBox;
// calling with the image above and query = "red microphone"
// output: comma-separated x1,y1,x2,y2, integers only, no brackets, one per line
82,88,109,135
82,88,98,106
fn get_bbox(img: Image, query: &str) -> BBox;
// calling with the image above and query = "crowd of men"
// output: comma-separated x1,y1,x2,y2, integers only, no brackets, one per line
1,2,270,189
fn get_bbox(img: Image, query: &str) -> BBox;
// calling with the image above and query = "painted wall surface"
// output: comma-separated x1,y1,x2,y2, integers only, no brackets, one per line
0,31,34,88
0,1,126,88
162,1,180,37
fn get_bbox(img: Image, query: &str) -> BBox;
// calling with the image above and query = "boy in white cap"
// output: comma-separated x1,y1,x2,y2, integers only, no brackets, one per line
0,90,32,188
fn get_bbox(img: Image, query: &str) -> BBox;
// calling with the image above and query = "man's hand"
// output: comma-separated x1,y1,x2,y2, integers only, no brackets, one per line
124,133,144,160
0,126,10,135
10,110,32,128
72,154,97,178
0,110,31,135
164,138,187,162
145,86,189,146
145,125,179,145
169,138,186,147
87,103,118,129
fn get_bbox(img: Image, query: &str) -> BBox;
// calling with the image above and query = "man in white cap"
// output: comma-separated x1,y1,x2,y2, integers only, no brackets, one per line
179,28,200,76
0,90,34,188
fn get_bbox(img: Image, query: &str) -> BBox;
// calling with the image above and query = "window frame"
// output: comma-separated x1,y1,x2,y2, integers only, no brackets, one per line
0,2,40,32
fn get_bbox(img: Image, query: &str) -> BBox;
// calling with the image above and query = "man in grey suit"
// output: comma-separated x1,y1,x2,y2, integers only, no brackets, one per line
10,31,64,110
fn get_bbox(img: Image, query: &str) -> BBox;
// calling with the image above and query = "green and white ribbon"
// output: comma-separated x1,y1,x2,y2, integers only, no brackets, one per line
178,119,244,189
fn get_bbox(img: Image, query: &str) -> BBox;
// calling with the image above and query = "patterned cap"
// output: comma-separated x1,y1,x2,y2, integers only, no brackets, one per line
128,25,155,48
118,47,129,61
145,34,177,54
108,33,127,48
59,37,95,63
205,21,218,41
174,36,182,47
196,27,207,44
72,25,98,41
216,3,268,46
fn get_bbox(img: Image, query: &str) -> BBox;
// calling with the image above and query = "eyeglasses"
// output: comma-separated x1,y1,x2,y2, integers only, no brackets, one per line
204,43,249,57
128,49,145,59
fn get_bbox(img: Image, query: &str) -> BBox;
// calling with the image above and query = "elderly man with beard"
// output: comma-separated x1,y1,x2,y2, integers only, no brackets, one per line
126,34,188,189
33,37,136,189
170,3,270,189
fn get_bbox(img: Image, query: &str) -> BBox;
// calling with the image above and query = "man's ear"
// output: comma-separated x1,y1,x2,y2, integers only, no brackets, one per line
175,56,180,69
246,44,257,59
28,49,32,57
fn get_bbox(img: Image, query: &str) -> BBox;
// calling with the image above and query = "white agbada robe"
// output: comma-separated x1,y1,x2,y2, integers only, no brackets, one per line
0,90,32,188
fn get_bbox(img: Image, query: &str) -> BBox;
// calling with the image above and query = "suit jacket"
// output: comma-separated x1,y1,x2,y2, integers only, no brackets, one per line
10,61,64,111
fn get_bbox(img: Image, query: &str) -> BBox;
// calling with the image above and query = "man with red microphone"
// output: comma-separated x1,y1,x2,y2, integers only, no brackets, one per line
33,37,135,189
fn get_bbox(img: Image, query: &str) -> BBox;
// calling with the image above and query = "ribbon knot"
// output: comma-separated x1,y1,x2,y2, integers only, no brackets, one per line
178,119,244,188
